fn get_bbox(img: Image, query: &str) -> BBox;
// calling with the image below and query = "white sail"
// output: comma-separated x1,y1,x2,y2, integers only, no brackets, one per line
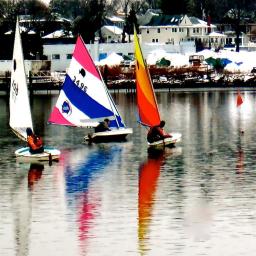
9,18,33,141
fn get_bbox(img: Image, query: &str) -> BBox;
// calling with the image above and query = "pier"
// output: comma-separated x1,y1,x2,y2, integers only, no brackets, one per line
0,71,62,94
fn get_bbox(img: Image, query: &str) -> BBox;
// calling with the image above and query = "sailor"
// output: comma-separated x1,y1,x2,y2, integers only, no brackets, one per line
95,118,111,133
147,120,171,143
26,128,44,154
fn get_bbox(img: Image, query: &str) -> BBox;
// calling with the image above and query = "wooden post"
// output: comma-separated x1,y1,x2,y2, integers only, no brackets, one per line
29,71,33,96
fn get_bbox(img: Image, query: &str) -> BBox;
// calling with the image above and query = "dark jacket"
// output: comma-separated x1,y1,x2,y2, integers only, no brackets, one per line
95,121,111,133
147,125,170,143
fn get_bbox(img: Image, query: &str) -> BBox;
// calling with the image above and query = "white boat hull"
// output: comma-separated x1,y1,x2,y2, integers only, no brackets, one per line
84,128,133,143
15,146,61,162
148,132,182,148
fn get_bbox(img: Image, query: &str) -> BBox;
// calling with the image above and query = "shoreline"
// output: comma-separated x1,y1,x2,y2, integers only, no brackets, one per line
1,77,256,95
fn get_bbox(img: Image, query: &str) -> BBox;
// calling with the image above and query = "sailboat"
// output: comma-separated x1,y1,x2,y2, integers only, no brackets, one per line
48,35,133,143
134,28,181,148
10,18,60,161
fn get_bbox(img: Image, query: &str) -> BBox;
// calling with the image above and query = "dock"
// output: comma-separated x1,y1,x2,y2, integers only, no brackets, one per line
0,71,62,94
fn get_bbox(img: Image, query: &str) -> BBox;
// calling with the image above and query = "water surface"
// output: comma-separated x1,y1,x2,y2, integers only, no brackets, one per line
1,89,256,256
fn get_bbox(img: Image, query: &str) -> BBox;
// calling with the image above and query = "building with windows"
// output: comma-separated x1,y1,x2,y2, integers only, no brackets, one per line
139,14,227,49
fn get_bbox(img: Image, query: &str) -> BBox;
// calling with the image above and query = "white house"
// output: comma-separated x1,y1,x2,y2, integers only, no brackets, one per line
100,25,127,43
105,16,125,29
139,14,223,48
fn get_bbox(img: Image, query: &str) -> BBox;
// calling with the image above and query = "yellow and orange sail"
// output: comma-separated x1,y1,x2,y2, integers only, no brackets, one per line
134,29,161,127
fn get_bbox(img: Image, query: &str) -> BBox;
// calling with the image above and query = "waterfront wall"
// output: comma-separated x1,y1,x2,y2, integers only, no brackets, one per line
44,41,195,72
0,41,195,73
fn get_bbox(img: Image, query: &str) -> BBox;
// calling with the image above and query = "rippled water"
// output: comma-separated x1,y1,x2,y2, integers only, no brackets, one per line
1,89,256,256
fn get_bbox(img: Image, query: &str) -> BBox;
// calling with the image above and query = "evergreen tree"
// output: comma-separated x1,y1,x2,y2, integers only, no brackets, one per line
125,4,138,42
73,0,106,43
225,0,255,51
159,0,188,15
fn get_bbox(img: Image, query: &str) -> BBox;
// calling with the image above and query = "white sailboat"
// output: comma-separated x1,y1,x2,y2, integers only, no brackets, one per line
10,18,60,161
48,35,133,143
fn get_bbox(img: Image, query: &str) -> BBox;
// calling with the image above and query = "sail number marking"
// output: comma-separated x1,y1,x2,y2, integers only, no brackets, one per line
11,80,18,100
73,76,88,93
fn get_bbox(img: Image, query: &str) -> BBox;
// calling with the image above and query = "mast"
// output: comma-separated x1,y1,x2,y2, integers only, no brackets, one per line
80,35,123,128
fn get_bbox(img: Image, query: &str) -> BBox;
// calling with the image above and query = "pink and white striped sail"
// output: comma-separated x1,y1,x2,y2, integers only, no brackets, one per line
48,36,125,128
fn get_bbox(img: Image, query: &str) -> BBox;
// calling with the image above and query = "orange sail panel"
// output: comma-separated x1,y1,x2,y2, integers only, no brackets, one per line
236,90,243,107
134,29,161,127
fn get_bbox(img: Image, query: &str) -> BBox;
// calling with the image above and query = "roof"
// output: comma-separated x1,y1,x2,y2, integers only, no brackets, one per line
42,30,73,39
102,25,123,35
209,32,226,37
5,26,36,35
106,16,124,23
143,14,215,28
146,15,183,26
189,16,200,24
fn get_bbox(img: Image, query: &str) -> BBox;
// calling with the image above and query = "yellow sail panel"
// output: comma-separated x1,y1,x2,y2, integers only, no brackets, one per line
134,29,160,126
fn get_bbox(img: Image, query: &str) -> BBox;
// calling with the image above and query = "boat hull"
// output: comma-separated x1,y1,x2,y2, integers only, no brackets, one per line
148,132,182,148
84,128,133,143
15,146,61,162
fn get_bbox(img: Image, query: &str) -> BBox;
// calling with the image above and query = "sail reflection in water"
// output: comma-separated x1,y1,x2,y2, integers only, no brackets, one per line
12,163,44,256
138,149,166,254
63,145,122,253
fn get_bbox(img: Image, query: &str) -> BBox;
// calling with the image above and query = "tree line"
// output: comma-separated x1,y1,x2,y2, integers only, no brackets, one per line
0,0,255,58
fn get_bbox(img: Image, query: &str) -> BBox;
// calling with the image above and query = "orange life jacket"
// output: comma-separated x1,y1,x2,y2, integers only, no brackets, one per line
27,135,43,150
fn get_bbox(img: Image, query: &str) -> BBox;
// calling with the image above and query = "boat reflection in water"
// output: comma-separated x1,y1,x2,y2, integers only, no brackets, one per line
28,163,44,190
64,145,122,254
138,147,181,255
12,163,44,256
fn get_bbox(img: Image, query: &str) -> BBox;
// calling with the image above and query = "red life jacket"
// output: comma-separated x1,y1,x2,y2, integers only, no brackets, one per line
34,135,43,148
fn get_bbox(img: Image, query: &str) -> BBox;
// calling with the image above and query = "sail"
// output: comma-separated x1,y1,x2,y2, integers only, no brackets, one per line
48,36,125,128
9,19,33,141
134,29,161,127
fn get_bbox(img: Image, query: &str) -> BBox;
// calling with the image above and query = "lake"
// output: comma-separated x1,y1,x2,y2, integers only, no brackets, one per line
1,89,256,256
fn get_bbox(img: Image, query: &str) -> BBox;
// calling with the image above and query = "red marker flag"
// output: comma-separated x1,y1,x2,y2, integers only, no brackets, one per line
236,91,243,107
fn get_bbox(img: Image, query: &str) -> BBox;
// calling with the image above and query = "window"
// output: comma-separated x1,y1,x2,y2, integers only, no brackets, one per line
157,28,160,33
52,54,60,60
147,29,149,34
156,39,158,42
66,54,72,59
152,39,155,42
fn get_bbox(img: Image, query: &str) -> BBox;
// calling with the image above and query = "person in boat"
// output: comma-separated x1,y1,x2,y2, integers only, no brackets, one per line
94,118,111,133
26,128,44,154
147,120,172,143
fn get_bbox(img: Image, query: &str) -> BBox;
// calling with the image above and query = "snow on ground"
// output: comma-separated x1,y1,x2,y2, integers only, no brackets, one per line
199,49,256,73
96,48,256,73
96,52,124,66
147,50,190,67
